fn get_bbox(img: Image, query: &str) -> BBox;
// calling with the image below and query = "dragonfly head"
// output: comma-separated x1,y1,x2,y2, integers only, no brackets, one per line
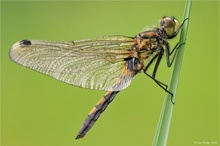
160,16,180,37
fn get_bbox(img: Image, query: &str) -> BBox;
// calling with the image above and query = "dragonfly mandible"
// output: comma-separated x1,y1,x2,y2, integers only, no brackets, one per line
9,16,188,139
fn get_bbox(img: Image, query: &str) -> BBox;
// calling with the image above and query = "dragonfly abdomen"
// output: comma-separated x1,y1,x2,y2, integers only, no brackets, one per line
75,91,120,139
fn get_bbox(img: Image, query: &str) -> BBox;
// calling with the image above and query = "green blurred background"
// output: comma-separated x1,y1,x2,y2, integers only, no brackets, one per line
1,1,219,146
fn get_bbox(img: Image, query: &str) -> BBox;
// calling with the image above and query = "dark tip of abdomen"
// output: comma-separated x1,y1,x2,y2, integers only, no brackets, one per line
19,40,32,46
75,134,84,140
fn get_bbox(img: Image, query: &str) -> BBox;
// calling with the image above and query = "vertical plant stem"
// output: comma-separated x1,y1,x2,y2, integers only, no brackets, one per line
152,0,191,146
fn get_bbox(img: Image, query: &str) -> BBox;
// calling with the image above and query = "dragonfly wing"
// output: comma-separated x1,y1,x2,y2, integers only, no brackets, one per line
9,36,136,91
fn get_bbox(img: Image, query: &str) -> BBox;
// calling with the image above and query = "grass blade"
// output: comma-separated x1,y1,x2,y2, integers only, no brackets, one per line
152,0,192,146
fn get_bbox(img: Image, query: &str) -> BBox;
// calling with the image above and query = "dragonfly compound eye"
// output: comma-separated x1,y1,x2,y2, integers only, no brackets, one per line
160,16,180,37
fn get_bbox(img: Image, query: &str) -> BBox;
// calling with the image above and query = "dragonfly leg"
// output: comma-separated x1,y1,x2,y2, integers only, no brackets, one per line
75,91,120,139
143,49,174,104
144,72,174,104
143,47,166,88
165,42,186,67
148,42,185,103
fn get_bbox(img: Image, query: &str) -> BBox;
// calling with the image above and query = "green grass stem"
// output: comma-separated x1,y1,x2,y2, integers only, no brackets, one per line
152,0,192,146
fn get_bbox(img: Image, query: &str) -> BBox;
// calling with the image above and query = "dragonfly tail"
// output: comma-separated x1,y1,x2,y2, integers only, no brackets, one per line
75,91,120,139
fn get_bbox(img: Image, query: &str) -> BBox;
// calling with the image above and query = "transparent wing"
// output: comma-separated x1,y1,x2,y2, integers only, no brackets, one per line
9,36,136,91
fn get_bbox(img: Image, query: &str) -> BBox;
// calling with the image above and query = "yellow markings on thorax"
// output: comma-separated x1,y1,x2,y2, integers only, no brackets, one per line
139,39,151,49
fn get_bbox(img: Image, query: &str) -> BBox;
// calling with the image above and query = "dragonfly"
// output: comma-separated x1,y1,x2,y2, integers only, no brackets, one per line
9,16,188,139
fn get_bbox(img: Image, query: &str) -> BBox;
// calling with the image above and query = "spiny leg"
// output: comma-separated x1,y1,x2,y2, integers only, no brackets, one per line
143,51,168,89
143,48,174,103
165,42,186,67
